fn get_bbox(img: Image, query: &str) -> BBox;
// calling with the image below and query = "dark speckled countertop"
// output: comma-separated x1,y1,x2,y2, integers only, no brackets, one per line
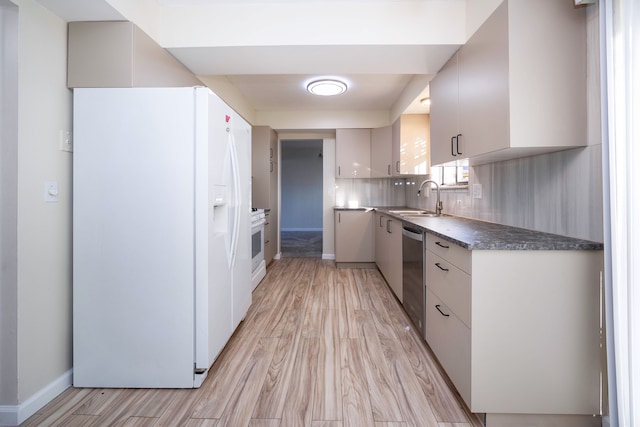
336,206,604,251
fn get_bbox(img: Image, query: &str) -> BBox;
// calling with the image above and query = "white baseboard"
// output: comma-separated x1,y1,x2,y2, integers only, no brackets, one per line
0,369,72,426
322,253,336,260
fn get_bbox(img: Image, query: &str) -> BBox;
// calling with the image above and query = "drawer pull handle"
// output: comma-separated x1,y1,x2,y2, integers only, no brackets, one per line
435,241,450,249
435,304,450,317
435,262,449,272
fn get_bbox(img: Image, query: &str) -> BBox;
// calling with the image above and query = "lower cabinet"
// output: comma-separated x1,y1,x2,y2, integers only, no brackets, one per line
334,209,374,266
264,210,275,265
374,213,402,301
424,234,604,418
425,287,471,402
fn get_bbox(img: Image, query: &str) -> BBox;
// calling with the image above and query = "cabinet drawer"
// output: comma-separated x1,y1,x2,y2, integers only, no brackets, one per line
425,288,471,407
426,233,471,273
426,251,471,328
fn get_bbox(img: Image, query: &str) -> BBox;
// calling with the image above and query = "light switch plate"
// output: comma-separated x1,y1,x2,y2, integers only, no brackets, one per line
44,181,59,202
59,130,73,152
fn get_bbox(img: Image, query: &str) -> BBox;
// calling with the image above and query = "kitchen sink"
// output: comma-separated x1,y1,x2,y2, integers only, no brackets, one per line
388,209,430,215
389,209,443,218
403,213,442,218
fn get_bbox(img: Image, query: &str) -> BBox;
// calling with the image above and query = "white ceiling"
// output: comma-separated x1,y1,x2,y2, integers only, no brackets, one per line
35,0,469,127
166,44,459,116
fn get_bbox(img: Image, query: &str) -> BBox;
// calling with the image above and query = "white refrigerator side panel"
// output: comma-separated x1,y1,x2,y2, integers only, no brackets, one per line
73,88,197,388
194,88,211,375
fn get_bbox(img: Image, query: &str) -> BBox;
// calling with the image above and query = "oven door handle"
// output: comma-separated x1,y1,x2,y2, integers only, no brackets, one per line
251,219,266,231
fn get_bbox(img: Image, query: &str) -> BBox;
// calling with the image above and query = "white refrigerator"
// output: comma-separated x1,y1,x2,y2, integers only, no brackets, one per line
73,87,252,388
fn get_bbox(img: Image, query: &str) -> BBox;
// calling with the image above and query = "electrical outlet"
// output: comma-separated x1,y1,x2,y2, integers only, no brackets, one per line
59,130,73,152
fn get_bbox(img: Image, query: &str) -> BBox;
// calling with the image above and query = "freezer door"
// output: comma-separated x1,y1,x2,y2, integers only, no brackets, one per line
73,88,197,388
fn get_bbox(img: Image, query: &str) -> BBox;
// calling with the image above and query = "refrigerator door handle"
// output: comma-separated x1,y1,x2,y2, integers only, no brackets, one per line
228,129,242,270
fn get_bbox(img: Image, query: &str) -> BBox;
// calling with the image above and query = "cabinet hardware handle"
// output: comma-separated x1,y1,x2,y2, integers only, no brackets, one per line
435,241,449,249
396,160,400,173
386,219,392,233
265,240,270,244
338,166,341,176
435,262,449,272
456,133,462,155
435,304,450,317
338,212,341,222
270,161,273,173
270,147,273,159
451,136,456,157
388,164,391,175
380,216,384,227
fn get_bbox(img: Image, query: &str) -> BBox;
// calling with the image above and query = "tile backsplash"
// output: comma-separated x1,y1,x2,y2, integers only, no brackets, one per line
335,177,406,208
335,145,604,242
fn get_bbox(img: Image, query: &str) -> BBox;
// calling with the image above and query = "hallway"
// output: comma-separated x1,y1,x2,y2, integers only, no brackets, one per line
280,231,323,258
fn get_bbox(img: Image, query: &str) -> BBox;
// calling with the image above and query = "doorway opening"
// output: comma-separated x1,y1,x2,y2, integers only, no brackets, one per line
280,139,323,257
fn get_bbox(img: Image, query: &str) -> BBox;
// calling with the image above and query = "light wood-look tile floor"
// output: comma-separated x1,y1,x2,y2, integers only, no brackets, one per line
22,258,483,427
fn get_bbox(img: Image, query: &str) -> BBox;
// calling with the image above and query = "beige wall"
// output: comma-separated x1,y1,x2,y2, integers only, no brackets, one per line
11,0,72,415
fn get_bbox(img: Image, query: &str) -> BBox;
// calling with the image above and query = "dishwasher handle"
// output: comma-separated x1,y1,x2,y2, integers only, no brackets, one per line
402,227,423,241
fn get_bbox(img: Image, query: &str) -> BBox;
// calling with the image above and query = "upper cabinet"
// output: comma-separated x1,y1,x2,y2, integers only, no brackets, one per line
429,54,462,165
336,129,371,178
392,114,430,176
252,126,278,210
337,118,429,179
68,22,200,88
371,126,393,178
430,0,587,166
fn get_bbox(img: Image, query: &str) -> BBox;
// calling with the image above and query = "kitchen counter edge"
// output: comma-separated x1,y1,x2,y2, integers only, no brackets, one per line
346,206,604,251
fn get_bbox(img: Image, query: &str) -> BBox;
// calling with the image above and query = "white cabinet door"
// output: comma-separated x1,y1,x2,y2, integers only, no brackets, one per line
371,126,392,177
336,129,371,178
375,213,388,272
335,210,374,263
392,115,430,175
425,288,471,405
375,213,402,301
429,53,462,166
384,217,403,301
457,2,509,160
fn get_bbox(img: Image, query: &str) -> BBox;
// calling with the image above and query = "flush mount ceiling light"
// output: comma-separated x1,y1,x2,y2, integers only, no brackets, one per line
420,98,431,106
307,79,347,96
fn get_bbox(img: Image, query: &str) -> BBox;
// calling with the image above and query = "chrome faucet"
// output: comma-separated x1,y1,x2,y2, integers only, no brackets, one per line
417,180,443,215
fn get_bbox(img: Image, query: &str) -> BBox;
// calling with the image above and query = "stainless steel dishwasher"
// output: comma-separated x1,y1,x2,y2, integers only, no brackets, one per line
402,225,425,335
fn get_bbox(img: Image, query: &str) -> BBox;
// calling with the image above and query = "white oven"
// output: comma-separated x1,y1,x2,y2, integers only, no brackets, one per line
250,209,266,289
